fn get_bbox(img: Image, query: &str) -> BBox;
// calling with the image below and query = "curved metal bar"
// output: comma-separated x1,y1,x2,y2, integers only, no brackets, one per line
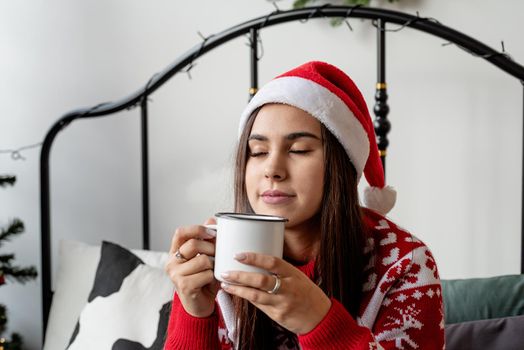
41,7,524,125
40,5,524,336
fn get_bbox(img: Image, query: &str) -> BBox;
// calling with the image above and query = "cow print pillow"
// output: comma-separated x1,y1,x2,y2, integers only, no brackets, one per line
67,241,174,350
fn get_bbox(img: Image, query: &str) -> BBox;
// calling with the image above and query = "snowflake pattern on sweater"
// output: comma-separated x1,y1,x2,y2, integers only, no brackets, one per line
164,209,445,350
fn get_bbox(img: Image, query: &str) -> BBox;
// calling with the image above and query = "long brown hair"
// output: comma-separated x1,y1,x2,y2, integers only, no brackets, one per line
232,108,366,349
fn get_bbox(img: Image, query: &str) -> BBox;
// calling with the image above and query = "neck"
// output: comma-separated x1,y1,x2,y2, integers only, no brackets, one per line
283,216,321,264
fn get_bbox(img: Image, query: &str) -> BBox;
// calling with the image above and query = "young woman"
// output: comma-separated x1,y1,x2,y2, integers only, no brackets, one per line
164,61,444,349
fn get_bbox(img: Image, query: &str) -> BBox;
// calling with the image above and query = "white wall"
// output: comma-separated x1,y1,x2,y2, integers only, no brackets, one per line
1,0,523,347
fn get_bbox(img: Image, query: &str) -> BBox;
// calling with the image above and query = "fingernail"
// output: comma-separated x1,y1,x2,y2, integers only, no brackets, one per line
234,253,246,261
205,228,216,237
221,282,230,290
221,272,230,279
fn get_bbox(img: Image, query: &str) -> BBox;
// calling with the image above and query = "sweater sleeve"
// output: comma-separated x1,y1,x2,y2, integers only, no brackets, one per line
298,299,375,349
298,247,445,350
163,293,221,350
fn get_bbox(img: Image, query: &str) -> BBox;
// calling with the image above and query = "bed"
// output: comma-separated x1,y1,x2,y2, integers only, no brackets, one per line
39,5,524,349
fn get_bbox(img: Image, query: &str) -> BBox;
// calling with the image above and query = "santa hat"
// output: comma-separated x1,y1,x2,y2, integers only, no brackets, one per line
238,61,396,215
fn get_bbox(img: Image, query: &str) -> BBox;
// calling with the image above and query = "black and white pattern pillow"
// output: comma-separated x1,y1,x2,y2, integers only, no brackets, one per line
67,241,174,350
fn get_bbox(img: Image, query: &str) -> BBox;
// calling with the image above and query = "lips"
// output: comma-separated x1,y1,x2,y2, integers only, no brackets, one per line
261,189,295,204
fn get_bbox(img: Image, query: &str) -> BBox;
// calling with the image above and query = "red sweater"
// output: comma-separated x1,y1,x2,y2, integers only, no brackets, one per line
164,209,445,349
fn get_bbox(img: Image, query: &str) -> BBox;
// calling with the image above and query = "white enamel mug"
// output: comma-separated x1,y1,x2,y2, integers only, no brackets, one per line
208,212,287,283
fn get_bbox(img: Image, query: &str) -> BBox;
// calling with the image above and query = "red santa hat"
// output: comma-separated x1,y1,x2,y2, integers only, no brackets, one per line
238,61,396,215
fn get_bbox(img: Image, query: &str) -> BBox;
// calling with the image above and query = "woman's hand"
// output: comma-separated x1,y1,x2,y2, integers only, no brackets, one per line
165,218,219,318
219,253,332,334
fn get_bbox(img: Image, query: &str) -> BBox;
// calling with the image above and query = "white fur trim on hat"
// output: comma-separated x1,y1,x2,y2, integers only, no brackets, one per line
363,185,397,215
239,76,370,180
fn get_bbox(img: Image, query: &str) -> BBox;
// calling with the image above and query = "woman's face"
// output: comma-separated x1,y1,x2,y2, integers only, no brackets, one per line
245,103,325,228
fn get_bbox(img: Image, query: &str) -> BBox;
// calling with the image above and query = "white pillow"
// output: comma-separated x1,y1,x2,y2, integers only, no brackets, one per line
43,240,170,350
67,241,174,349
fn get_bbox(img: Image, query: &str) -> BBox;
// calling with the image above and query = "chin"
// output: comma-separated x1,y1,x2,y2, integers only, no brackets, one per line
253,205,290,220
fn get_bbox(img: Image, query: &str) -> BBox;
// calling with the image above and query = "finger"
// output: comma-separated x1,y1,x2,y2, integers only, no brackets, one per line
178,239,215,260
170,225,216,254
221,271,277,293
220,282,274,306
234,252,288,275
173,253,215,277
203,217,217,225
176,269,216,294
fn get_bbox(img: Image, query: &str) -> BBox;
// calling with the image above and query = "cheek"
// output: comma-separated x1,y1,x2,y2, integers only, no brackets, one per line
300,162,324,202
244,162,257,196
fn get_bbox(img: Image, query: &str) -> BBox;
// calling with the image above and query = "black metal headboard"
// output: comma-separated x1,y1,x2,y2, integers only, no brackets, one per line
39,5,524,337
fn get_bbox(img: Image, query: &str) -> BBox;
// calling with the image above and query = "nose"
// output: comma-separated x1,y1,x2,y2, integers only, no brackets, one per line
264,152,287,181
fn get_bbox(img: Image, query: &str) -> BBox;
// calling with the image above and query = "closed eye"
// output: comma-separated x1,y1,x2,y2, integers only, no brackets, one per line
249,151,267,157
289,150,311,154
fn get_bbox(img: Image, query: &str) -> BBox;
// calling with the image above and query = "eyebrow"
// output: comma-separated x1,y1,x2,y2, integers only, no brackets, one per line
248,132,321,141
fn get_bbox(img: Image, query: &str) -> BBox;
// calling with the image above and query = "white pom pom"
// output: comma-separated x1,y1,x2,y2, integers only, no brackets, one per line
363,185,397,215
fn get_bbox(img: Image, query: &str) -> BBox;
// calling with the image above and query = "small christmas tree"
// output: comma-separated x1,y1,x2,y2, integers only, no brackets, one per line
0,175,37,350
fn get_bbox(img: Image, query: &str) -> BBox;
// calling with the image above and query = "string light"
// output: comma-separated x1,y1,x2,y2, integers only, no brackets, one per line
0,143,42,161
269,1,281,12
442,40,514,61
299,3,331,23
342,5,363,31
244,33,265,61
1,6,518,163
